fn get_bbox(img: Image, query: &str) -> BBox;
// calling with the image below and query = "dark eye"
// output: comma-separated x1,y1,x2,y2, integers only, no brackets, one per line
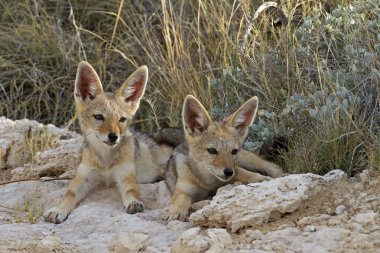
207,148,218,155
231,149,239,155
93,114,104,121
119,117,126,123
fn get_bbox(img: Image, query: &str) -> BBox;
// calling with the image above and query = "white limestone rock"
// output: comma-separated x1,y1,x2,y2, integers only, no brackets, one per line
190,171,347,232
108,232,149,253
1,117,379,253
0,117,78,173
10,137,83,180
171,227,233,253
0,180,190,252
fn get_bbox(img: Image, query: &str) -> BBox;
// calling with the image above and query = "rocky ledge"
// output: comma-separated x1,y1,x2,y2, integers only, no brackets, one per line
0,118,379,252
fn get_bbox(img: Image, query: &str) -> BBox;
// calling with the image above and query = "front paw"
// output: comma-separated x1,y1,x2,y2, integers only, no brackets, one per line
164,207,188,222
44,207,69,224
268,164,283,178
257,174,272,182
125,200,144,214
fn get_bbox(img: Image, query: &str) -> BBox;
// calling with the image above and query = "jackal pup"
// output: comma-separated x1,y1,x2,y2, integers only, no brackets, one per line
165,95,282,221
45,61,173,224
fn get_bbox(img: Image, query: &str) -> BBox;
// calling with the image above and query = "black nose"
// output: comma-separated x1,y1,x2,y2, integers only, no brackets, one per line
108,133,118,143
224,168,234,177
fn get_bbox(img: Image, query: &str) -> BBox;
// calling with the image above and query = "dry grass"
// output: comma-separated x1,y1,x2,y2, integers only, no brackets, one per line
0,0,378,175
11,196,45,224
25,131,56,162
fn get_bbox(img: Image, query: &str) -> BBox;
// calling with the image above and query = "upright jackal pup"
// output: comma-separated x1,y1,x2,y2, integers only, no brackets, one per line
165,95,283,221
45,61,173,224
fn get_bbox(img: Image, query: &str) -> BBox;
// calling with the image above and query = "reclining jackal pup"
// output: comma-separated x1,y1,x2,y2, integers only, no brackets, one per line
165,95,283,221
45,61,173,224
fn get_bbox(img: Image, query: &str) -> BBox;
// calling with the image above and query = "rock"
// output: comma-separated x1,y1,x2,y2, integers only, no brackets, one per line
335,205,346,215
323,169,348,183
359,169,371,184
171,228,232,253
245,229,264,241
0,180,192,252
108,233,149,253
36,236,62,252
297,214,330,226
0,117,79,175
166,220,194,231
303,225,317,232
190,173,331,232
215,181,242,195
1,168,379,253
352,211,378,226
0,132,29,169
10,137,83,180
251,226,351,253
138,180,171,210
1,118,380,252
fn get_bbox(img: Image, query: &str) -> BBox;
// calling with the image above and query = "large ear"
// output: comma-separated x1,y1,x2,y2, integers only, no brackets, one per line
117,65,148,113
182,95,212,135
74,61,103,102
224,96,259,137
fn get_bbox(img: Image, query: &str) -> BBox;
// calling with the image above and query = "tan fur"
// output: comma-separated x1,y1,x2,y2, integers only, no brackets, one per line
165,95,283,221
238,149,283,177
45,61,173,224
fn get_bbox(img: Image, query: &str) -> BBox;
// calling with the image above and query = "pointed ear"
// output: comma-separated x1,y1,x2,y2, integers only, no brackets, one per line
182,95,212,135
225,96,259,137
117,65,148,113
74,61,103,102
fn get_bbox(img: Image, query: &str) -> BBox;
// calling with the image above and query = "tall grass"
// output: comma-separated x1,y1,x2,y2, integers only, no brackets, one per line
0,0,378,174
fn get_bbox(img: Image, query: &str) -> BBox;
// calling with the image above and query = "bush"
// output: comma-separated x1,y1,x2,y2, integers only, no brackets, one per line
0,0,378,174
223,0,379,174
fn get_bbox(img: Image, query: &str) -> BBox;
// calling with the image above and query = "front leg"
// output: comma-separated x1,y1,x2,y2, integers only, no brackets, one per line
233,166,270,184
114,165,144,214
166,189,192,222
45,164,100,224
165,179,199,222
238,149,283,178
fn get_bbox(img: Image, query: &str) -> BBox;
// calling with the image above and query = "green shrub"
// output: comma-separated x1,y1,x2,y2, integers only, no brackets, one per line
236,0,379,174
